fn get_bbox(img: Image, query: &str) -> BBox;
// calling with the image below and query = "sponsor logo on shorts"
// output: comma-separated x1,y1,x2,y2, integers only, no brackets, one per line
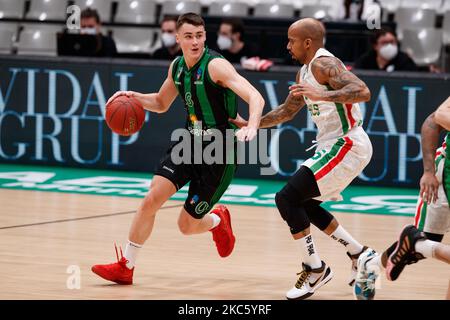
195,201,209,215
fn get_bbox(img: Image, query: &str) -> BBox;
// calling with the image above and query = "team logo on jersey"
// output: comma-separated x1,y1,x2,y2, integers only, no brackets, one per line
194,68,203,85
196,68,202,80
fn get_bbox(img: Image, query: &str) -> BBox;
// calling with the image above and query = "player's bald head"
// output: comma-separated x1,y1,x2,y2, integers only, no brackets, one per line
286,18,325,64
289,18,325,44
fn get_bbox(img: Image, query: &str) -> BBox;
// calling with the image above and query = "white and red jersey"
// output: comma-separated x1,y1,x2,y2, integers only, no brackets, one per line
299,48,363,142
435,133,449,166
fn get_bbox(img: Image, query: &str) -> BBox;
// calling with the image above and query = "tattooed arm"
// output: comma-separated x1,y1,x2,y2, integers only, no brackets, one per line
290,56,371,104
420,112,443,204
259,92,305,128
259,71,305,128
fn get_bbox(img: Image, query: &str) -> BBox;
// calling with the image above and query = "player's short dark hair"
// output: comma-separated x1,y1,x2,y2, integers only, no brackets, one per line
221,18,245,40
176,13,205,30
370,27,397,45
161,15,178,25
80,8,101,24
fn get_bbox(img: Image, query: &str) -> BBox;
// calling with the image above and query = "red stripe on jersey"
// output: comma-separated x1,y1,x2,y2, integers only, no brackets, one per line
315,137,354,180
414,198,424,227
345,103,356,128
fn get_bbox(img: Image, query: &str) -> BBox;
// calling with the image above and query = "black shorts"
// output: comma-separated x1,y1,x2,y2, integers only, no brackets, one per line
154,141,237,218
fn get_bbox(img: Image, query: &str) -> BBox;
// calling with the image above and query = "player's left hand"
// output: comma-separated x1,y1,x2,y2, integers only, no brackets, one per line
289,83,326,101
235,126,257,142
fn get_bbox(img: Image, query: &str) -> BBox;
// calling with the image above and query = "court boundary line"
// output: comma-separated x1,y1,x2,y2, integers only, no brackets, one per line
0,204,183,230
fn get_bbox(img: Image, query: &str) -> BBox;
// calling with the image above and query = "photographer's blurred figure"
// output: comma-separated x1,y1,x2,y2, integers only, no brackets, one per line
80,8,117,57
152,16,182,60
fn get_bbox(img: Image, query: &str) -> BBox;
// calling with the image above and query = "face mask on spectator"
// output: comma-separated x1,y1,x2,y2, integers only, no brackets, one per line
81,27,97,35
217,35,232,50
161,32,176,48
379,43,398,61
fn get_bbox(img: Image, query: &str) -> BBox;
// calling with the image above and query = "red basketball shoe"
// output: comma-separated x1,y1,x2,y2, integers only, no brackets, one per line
91,244,134,285
210,205,235,258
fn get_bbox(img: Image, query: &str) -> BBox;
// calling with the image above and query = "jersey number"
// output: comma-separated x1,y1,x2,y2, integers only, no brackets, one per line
308,104,320,116
185,92,194,108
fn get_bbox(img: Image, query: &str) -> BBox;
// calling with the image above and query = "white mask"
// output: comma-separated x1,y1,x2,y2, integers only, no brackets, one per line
217,35,232,50
81,27,97,35
379,43,398,61
161,32,176,48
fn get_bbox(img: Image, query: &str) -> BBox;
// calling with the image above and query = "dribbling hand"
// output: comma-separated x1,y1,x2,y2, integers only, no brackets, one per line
106,91,136,106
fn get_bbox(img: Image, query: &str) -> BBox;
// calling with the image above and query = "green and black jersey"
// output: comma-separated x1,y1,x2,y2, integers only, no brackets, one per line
171,47,238,133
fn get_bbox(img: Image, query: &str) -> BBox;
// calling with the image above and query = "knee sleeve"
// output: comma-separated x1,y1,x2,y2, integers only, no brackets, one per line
304,199,335,231
424,232,444,242
288,166,321,199
275,186,310,234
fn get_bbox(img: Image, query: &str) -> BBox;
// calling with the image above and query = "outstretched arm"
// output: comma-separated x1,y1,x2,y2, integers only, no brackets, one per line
290,56,371,104
106,61,178,113
231,71,305,129
259,91,305,128
420,112,444,204
209,58,265,141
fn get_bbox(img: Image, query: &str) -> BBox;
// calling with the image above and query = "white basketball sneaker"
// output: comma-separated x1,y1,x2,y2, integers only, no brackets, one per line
286,261,333,300
353,248,380,300
347,246,368,286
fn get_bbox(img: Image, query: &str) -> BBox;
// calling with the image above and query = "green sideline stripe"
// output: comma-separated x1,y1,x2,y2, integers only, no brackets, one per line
0,164,420,218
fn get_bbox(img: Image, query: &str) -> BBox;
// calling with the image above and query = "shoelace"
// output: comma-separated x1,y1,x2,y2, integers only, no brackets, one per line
114,243,129,266
295,270,311,289
363,273,376,292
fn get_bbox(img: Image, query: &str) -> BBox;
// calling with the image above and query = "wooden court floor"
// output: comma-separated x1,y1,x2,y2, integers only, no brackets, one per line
0,189,448,300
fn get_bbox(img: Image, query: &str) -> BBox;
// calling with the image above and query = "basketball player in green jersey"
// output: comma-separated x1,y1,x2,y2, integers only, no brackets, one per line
92,13,264,285
354,96,450,300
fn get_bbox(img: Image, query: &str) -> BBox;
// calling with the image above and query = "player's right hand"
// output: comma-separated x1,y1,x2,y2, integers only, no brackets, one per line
229,113,248,128
420,172,439,204
106,91,136,106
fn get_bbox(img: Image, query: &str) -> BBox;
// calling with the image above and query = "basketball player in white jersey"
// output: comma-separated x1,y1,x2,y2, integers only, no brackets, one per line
354,97,450,300
233,18,376,299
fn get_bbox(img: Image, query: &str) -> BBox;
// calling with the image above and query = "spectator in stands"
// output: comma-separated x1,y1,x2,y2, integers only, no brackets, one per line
353,27,419,72
80,8,117,57
152,16,182,60
215,18,257,63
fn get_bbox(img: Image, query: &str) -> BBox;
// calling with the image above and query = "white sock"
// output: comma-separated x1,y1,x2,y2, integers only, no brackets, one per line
124,240,142,269
330,225,364,255
209,213,221,230
366,254,384,270
298,234,322,269
415,239,436,258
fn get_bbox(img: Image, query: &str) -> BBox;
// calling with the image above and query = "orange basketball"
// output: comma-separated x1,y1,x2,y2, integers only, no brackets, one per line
105,95,145,136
